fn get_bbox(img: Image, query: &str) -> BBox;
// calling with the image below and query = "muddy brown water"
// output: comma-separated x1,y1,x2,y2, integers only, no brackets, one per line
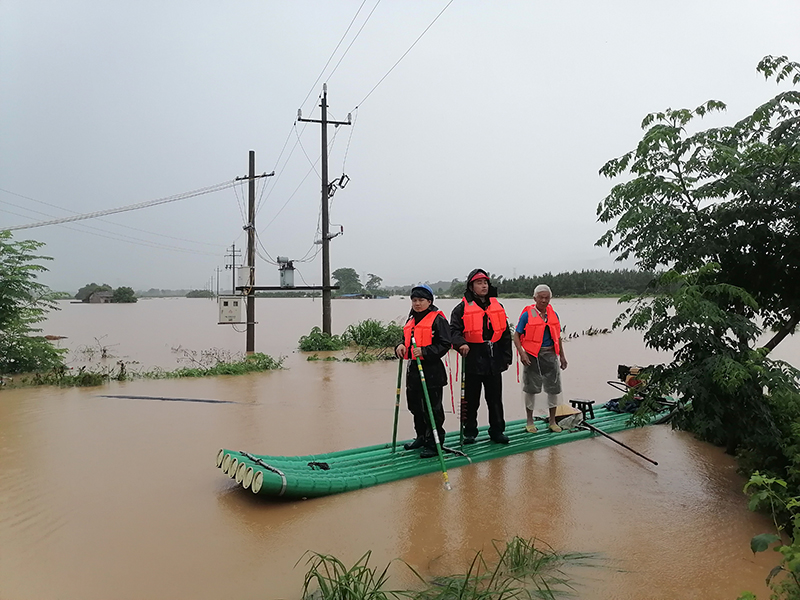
2,297,796,599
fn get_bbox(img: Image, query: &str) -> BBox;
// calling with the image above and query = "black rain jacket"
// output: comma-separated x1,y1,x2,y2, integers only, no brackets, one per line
449,268,513,376
396,305,452,389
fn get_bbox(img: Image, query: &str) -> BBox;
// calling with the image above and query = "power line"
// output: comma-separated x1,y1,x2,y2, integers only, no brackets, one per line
0,203,223,256
354,0,455,109
1,180,241,231
0,187,223,247
324,0,382,84
298,0,371,115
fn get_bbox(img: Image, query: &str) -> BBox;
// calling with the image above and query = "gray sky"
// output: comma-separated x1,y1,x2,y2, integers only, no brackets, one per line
2,1,799,292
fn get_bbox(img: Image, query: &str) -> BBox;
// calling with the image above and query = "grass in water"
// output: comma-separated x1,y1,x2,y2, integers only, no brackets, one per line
300,320,402,363
298,537,601,600
300,551,402,600
3,348,284,388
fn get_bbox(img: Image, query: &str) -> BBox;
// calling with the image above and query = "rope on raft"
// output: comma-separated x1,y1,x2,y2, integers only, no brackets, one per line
240,451,288,496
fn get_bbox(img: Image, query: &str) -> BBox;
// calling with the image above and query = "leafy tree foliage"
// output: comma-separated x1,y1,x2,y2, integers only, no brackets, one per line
75,282,112,301
365,273,383,292
0,231,65,374
186,290,214,298
332,267,363,294
597,57,800,507
597,55,800,351
112,286,137,303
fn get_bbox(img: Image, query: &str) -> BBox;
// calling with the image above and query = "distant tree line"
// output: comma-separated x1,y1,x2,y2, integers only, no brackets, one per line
447,269,656,297
331,267,654,298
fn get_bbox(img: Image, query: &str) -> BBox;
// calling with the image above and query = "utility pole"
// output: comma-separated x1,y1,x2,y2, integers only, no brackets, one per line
234,152,274,355
246,151,256,354
215,267,221,297
298,84,351,334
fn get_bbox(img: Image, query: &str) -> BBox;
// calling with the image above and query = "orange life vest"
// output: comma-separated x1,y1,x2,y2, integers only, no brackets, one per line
403,311,445,359
520,304,561,357
461,297,508,343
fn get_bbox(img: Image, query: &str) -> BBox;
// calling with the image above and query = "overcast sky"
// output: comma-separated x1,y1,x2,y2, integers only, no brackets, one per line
2,1,800,292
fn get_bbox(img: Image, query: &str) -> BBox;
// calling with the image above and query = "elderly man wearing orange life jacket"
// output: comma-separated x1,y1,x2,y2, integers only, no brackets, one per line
512,284,569,433
394,284,452,459
449,269,513,445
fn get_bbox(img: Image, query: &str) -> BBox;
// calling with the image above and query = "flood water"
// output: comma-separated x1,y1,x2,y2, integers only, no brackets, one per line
2,296,796,599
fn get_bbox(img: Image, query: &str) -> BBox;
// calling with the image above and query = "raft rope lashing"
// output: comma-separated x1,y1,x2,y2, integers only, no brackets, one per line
442,445,472,463
240,451,288,496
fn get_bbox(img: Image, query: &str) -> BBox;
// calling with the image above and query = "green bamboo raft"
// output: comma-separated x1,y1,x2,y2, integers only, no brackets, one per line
216,404,656,499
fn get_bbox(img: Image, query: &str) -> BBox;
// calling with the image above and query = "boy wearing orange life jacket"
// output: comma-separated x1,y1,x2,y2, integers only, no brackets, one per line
449,269,513,445
512,284,569,433
394,284,452,459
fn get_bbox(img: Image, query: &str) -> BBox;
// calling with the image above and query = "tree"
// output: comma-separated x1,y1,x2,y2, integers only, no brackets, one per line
332,267,363,294
596,56,800,486
186,290,214,298
597,55,800,353
112,287,137,303
365,273,383,292
0,231,65,374
75,282,112,302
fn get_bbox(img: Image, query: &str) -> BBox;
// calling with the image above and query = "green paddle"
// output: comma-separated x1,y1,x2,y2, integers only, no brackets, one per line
391,357,403,453
411,335,452,491
459,362,466,448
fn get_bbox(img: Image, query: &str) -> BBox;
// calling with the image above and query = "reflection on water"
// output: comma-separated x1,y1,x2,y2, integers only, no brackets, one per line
1,298,794,599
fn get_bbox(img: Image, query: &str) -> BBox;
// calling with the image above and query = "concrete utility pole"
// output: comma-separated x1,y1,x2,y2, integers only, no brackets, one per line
298,84,351,334
234,152,274,355
246,151,256,354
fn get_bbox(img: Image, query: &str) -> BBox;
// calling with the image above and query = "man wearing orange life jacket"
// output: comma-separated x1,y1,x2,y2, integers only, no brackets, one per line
394,284,452,459
512,284,569,433
449,269,513,444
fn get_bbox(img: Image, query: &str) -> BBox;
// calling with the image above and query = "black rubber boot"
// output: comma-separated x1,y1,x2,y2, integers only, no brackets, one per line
403,437,425,451
490,433,510,444
419,446,438,459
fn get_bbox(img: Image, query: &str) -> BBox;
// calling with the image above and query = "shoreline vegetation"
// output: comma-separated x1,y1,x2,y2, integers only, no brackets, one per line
299,536,600,600
1,349,284,389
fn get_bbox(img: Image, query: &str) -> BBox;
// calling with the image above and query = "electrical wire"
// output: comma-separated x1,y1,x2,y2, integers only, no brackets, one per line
2,179,240,231
0,187,223,248
294,265,317,287
0,204,224,256
294,122,321,177
324,0,382,84
297,0,371,115
251,0,371,219
258,126,341,234
232,180,248,224
354,0,455,109
341,107,359,173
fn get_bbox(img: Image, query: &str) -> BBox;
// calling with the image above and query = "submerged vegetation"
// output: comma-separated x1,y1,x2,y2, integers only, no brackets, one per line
300,536,599,600
2,347,284,389
300,319,401,362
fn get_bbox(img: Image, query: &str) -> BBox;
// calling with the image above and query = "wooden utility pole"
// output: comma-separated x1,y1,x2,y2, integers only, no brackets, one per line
298,84,351,334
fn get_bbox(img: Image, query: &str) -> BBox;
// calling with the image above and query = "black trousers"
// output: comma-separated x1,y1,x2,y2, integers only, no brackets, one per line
462,371,505,438
406,385,446,448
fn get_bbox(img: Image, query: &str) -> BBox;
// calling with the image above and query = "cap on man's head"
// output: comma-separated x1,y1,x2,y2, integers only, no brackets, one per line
469,272,489,283
410,284,434,302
